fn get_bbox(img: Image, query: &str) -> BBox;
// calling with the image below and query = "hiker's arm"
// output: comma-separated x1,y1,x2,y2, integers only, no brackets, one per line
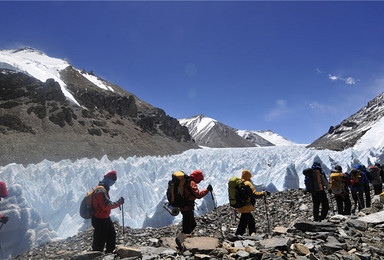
189,182,209,199
95,190,121,211
248,182,264,198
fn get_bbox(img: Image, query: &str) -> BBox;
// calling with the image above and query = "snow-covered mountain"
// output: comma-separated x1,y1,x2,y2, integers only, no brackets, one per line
179,114,296,148
0,47,197,166
237,129,298,147
178,114,256,148
308,92,384,151
1,145,383,259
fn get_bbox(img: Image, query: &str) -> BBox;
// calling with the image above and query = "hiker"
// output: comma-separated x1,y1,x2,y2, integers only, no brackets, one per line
349,167,368,212
354,164,371,208
371,165,383,195
175,170,212,248
329,165,351,215
303,162,330,222
92,171,124,253
235,170,266,236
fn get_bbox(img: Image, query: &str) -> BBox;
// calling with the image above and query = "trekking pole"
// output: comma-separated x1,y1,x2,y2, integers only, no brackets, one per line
263,193,271,234
122,204,125,234
209,186,217,209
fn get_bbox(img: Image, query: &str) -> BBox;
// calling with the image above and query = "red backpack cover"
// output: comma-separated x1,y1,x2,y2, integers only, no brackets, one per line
0,182,8,198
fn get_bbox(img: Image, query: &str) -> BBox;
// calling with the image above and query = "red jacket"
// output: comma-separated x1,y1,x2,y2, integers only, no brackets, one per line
92,183,121,219
180,180,209,211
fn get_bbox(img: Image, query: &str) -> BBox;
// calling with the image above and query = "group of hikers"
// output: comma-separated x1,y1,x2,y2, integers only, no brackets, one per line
304,162,384,222
91,163,384,253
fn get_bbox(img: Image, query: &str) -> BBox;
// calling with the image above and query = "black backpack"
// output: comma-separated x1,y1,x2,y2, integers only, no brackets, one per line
228,177,253,208
303,168,314,192
166,171,194,208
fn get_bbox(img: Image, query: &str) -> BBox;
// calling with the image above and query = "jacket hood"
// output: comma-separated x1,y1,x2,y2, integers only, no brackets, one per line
241,170,252,181
355,164,365,172
190,170,204,183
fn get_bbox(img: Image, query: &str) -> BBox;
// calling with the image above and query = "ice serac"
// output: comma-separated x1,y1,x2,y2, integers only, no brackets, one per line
308,91,384,151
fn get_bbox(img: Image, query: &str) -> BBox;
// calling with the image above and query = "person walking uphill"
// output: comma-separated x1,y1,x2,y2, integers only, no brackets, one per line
235,170,266,236
329,165,351,215
92,171,124,253
176,170,212,249
303,162,330,222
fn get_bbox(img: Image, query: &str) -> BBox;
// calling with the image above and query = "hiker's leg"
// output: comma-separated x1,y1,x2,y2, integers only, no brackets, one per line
181,210,195,235
351,190,358,213
343,193,352,215
335,195,344,214
105,217,116,253
357,190,365,210
311,193,320,221
247,213,256,235
364,185,371,207
236,213,248,235
319,191,329,220
92,217,107,252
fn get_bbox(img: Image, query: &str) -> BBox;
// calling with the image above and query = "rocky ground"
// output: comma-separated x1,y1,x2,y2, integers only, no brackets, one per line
13,189,384,260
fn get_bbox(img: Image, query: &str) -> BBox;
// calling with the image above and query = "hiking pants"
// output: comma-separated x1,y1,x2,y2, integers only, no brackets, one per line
373,184,383,195
92,217,116,253
311,191,329,221
181,210,196,235
364,184,371,208
334,193,351,215
351,190,365,211
236,213,256,236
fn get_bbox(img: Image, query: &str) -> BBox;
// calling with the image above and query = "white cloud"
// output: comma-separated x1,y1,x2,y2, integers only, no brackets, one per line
328,73,358,85
316,68,323,74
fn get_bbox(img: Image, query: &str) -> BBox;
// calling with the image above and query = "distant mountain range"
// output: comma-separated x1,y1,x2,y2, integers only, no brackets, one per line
178,114,297,148
1,47,384,166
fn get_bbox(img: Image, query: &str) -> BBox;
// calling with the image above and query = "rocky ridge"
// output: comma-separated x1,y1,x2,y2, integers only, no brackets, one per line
0,64,198,166
12,189,384,260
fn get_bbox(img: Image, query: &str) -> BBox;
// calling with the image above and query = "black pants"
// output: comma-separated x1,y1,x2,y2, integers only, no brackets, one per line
351,190,365,211
236,213,256,236
373,184,383,195
311,191,329,222
334,193,351,215
92,217,116,253
181,210,196,234
364,185,371,208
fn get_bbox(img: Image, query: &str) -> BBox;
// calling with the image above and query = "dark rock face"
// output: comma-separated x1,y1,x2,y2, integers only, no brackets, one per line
308,92,384,151
0,68,198,166
12,189,384,260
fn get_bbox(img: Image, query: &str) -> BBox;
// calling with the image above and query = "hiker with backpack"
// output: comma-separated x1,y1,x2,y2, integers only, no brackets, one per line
354,164,371,208
0,181,9,230
349,167,368,212
173,170,212,249
231,170,267,236
91,171,124,253
369,165,383,195
329,165,351,215
303,162,330,222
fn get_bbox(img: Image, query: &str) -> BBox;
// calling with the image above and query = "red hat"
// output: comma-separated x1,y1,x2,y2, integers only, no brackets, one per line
104,171,117,181
190,170,204,183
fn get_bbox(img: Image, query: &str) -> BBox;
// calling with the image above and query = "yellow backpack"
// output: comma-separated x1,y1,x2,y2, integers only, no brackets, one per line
330,172,344,194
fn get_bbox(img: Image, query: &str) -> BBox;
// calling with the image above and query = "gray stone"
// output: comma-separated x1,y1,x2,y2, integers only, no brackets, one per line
357,211,384,224
294,222,338,232
260,237,292,251
236,250,250,258
347,219,367,231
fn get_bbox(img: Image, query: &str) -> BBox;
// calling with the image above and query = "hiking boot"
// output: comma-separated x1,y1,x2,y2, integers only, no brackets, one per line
175,232,186,251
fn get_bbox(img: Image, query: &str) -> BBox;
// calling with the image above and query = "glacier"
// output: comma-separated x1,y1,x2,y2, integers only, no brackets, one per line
0,146,383,259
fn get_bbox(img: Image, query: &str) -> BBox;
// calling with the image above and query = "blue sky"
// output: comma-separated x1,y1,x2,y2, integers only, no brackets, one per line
1,1,384,144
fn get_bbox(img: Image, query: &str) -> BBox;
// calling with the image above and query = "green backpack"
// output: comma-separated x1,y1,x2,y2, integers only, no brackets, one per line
228,177,251,208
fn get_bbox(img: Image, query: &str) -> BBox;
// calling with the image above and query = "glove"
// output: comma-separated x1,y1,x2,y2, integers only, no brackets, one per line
207,184,213,192
1,216,9,224
118,197,125,205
